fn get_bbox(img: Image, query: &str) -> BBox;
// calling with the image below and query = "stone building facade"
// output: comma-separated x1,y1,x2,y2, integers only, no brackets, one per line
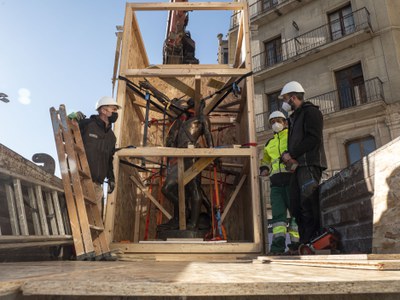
229,0,400,173
227,0,400,252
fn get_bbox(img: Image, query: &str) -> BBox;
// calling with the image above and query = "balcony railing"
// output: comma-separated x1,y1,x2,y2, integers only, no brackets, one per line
230,0,290,30
252,7,371,73
249,0,290,20
255,77,384,133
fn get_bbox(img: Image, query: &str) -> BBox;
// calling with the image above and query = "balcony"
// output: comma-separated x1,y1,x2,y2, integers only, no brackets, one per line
252,7,372,74
230,0,310,31
255,77,385,133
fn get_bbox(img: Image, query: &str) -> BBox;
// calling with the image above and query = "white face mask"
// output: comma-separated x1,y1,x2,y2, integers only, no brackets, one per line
272,122,284,133
282,102,292,112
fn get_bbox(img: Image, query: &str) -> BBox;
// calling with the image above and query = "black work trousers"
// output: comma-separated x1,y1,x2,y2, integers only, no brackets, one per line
289,166,323,244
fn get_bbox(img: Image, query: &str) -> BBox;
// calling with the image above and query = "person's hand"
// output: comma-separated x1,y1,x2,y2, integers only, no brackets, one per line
108,180,115,194
68,111,86,121
281,152,292,163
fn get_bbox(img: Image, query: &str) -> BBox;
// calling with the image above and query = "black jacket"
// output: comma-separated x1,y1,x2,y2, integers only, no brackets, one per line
288,101,327,169
79,115,116,184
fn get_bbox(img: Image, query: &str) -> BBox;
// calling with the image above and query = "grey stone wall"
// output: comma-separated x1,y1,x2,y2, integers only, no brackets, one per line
320,136,400,254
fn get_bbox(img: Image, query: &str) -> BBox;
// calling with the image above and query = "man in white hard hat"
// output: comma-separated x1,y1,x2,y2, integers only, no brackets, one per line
260,111,299,255
278,81,327,247
69,96,121,215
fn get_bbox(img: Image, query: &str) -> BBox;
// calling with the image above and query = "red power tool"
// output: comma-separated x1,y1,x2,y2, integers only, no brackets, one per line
298,227,340,255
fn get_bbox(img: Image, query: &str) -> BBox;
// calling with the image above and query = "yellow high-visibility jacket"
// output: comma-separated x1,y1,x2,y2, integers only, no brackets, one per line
260,128,290,177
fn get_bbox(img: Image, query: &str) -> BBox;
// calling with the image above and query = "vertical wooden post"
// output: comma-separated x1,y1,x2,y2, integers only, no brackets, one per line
5,184,20,235
35,185,50,236
46,192,59,235
52,191,66,235
13,179,29,235
28,187,42,235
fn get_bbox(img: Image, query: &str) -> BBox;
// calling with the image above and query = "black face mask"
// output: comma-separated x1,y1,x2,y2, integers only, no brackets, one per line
108,112,118,123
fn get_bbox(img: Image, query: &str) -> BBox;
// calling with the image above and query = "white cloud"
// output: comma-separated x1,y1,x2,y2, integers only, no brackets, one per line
18,88,31,105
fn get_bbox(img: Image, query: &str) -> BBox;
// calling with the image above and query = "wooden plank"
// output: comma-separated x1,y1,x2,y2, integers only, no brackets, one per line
69,116,110,257
0,167,64,193
104,5,135,245
258,258,400,271
183,157,215,186
194,75,202,115
27,187,41,235
241,0,262,247
4,184,20,235
52,191,65,235
45,192,58,235
130,175,172,220
111,242,260,253
177,158,186,230
221,175,247,223
35,185,49,236
0,241,73,250
116,147,252,158
232,11,244,68
50,108,85,256
128,2,245,11
112,27,123,96
123,68,250,78
0,235,73,243
13,179,29,235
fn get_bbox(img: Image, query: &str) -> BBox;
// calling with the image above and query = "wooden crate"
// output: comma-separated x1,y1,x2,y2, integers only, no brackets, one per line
104,1,262,256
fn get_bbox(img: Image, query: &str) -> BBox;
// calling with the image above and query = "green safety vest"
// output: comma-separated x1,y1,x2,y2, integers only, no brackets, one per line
260,128,290,176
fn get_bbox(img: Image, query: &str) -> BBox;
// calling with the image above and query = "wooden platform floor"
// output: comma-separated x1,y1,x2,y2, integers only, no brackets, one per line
1,258,400,299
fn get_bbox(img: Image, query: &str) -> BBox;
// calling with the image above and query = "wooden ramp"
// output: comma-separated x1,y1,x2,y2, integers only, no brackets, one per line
1,257,400,299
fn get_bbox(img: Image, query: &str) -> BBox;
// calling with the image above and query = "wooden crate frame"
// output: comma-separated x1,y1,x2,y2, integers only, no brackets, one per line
104,1,262,255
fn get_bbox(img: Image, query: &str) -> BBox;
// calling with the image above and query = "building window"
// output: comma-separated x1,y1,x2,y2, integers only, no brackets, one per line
335,63,366,109
263,0,279,11
346,136,376,165
266,91,282,113
264,36,282,67
328,4,355,40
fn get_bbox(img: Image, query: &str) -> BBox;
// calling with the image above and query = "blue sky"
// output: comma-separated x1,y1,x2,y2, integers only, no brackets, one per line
0,0,232,175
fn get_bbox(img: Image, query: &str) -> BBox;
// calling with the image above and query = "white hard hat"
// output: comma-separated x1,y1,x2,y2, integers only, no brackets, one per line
268,111,286,122
279,81,305,99
95,96,121,110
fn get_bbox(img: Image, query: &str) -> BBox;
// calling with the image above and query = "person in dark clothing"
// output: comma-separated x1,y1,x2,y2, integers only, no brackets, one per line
279,81,327,246
69,96,121,215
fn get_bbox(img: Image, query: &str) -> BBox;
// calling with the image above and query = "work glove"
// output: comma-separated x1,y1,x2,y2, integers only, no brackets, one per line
68,111,86,121
108,180,115,194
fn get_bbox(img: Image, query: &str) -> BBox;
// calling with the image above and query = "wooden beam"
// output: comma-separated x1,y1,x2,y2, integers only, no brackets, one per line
232,12,244,68
194,75,202,115
183,157,215,186
4,184,20,235
161,77,195,99
123,68,249,78
177,158,186,230
116,147,252,158
130,175,172,220
128,2,245,11
221,175,247,223
13,179,29,235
